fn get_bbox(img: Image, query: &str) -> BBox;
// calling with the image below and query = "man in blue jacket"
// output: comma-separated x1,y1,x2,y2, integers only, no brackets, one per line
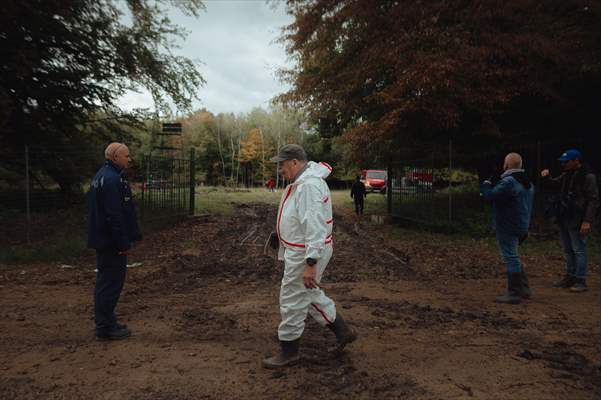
481,153,534,304
88,142,141,340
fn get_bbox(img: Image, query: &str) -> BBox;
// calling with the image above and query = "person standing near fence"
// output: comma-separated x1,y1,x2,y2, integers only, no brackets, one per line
541,149,599,292
262,144,357,369
481,152,534,304
87,142,141,340
350,175,367,216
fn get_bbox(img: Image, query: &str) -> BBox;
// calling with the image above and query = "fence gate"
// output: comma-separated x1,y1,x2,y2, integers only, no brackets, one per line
132,150,195,222
388,159,438,224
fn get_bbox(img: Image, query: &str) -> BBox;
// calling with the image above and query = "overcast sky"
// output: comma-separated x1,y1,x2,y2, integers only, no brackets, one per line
118,0,294,115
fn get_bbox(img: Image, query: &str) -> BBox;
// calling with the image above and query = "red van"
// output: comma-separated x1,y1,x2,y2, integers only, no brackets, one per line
361,169,387,194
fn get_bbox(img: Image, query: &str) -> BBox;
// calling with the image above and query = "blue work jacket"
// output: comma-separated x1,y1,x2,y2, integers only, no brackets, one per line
480,170,534,236
87,160,141,252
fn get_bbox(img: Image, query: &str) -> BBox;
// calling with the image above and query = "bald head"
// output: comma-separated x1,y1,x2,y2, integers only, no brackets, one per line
504,152,522,171
105,142,130,169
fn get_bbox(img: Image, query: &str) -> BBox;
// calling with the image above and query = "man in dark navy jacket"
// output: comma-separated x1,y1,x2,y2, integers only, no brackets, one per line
481,153,534,305
88,142,141,340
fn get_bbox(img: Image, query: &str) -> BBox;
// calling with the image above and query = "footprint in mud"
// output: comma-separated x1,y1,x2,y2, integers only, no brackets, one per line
368,299,526,330
518,347,601,389
178,309,238,340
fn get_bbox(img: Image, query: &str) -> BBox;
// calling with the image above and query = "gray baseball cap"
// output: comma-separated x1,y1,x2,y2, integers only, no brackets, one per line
270,144,307,162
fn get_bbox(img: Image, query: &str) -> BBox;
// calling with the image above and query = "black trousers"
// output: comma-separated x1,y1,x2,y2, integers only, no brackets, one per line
354,198,364,215
94,249,127,333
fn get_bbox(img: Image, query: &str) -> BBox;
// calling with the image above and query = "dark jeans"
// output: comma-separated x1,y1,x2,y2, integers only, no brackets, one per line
496,231,522,274
94,249,127,333
559,226,588,278
354,198,364,215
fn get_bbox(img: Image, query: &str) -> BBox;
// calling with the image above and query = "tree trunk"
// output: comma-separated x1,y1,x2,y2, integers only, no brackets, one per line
216,118,227,185
258,127,266,186
236,131,241,186
229,135,234,186
275,117,282,189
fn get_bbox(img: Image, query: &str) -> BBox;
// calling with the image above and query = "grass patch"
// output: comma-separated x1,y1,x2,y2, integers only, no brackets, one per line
0,199,190,265
330,189,599,259
195,186,280,215
0,233,87,265
330,189,388,215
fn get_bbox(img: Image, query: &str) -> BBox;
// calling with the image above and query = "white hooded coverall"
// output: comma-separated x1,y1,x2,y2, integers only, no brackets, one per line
276,161,337,341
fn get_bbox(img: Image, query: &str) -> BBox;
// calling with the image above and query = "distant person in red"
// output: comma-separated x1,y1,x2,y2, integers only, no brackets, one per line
267,177,276,192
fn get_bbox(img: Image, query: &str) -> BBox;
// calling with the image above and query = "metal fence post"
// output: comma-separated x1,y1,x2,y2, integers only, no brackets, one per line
25,145,31,244
387,157,392,215
448,139,453,226
140,155,146,221
189,147,196,215
535,140,542,232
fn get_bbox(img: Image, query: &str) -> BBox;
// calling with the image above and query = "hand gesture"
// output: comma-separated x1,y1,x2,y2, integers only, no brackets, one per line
580,221,591,235
303,265,318,289
541,169,550,177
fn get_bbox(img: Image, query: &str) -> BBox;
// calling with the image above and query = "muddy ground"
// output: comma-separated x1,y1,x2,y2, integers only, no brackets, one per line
1,203,600,400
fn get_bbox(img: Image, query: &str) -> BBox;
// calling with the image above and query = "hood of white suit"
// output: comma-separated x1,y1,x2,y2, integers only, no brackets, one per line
296,161,332,183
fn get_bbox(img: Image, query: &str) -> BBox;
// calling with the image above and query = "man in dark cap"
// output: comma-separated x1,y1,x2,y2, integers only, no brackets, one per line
262,144,356,369
87,143,142,340
541,149,599,292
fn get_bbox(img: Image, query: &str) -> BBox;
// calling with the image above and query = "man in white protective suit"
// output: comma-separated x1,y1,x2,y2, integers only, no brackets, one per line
262,144,357,369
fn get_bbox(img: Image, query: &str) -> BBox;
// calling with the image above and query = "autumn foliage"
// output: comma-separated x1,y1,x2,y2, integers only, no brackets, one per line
279,0,601,163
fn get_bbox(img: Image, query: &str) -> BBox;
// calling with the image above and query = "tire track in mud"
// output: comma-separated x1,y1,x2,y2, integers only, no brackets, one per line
366,299,526,330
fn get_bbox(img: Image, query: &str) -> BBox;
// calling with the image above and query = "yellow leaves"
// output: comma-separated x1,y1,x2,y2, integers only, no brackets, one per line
239,128,263,163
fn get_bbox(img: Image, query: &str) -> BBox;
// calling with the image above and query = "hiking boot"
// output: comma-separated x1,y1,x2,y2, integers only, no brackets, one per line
262,339,300,369
96,325,131,341
520,270,532,299
495,272,522,304
569,278,588,293
553,275,576,288
327,313,357,352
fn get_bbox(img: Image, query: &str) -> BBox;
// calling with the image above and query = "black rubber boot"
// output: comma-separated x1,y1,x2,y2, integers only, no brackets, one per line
262,339,300,369
96,325,131,341
569,278,588,292
520,270,531,299
327,313,357,352
495,273,523,304
553,274,576,288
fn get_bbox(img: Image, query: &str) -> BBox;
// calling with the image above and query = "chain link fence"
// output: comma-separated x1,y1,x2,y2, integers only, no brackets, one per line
387,141,600,236
0,147,195,263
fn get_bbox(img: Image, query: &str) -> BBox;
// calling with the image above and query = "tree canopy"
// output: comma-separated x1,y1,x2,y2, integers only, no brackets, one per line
0,0,205,192
279,0,601,164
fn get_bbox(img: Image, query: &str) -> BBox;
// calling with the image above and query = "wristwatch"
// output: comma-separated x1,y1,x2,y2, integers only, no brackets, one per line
306,258,317,266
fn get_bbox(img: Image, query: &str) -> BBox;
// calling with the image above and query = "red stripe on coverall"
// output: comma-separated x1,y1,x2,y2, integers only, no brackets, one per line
277,185,334,247
280,238,306,248
320,162,332,172
311,303,332,324
276,185,294,244
280,235,333,248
